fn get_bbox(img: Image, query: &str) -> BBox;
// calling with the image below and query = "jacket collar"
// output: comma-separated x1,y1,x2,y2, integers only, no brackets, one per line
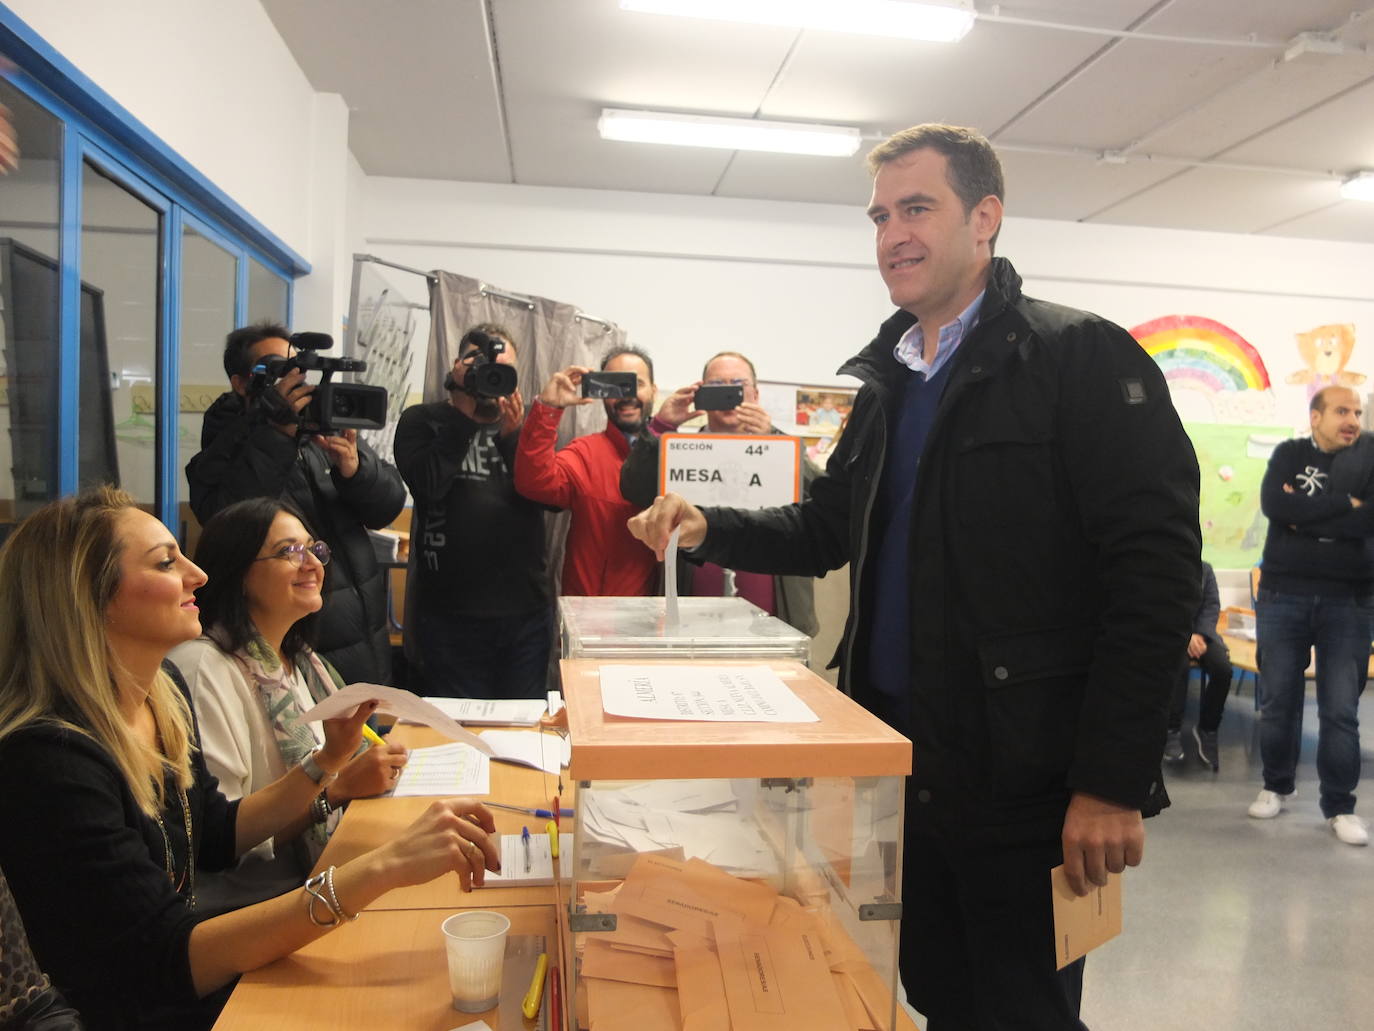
839,256,1026,391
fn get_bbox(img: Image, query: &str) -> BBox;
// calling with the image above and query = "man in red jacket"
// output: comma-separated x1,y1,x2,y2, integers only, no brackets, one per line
515,346,660,596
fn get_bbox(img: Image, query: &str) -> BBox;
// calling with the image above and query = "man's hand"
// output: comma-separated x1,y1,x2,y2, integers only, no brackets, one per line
1061,791,1144,897
655,383,701,429
538,366,595,409
270,368,314,437
315,429,360,478
498,389,525,437
1187,633,1206,659
627,492,708,560
733,402,773,435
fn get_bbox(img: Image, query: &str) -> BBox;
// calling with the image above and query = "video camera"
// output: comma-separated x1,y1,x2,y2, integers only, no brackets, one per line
248,331,389,436
250,332,390,437
457,330,518,399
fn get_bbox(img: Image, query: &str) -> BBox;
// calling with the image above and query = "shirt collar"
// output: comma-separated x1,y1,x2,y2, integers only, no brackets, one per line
892,289,986,378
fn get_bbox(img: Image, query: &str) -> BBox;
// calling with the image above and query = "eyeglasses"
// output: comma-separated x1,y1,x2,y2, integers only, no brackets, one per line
254,540,331,568
702,378,754,388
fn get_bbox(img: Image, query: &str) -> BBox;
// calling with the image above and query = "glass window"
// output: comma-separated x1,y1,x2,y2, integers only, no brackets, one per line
80,160,161,504
248,255,289,324
0,78,63,522
178,224,236,535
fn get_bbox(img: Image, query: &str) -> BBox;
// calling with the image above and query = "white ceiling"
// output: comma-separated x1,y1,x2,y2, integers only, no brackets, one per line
261,0,1374,243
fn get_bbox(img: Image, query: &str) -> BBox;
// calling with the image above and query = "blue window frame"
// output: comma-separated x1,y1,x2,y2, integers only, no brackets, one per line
0,6,309,531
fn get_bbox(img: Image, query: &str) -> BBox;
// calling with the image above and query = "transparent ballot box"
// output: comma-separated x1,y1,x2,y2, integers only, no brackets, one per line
559,595,811,663
560,658,912,1031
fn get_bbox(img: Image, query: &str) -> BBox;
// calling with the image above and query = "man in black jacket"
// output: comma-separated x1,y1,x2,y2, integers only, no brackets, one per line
629,124,1200,1029
393,324,551,698
185,323,406,687
1248,386,1374,844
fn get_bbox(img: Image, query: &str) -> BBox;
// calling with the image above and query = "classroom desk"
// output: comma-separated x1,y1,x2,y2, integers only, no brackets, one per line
313,724,573,912
214,903,557,1030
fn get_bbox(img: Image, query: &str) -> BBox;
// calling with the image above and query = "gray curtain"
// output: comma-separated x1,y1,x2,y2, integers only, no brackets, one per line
415,271,627,675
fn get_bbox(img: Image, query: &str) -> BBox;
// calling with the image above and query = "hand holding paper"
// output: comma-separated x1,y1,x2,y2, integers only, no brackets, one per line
298,683,494,755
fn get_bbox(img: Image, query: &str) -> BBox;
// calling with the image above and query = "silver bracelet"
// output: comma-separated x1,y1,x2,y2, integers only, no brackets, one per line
324,865,359,921
303,871,340,927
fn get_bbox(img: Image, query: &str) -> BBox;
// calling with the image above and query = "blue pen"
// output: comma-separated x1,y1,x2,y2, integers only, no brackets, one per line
489,802,575,820
521,826,532,873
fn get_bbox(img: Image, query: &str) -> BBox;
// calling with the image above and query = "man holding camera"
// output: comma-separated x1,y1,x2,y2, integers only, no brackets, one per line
514,346,659,597
393,325,552,698
619,351,819,636
186,321,406,686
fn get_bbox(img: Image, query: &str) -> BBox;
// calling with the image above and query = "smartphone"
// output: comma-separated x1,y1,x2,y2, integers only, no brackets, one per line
581,371,638,399
695,384,744,411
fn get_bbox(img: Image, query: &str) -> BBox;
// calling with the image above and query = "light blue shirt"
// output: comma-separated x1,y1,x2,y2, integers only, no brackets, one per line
892,290,986,380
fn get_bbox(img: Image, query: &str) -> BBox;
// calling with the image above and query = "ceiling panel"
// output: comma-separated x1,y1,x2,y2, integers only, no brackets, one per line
1259,200,1374,243
993,149,1183,221
713,150,875,206
1088,164,1345,234
1219,75,1374,171
262,0,512,182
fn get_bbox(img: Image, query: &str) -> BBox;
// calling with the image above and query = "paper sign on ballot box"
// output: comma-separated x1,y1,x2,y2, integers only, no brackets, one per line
658,433,801,509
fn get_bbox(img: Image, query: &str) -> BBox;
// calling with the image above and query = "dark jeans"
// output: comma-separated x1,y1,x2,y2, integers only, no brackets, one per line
902,829,1088,1031
1168,637,1233,733
411,605,552,699
1256,587,1373,817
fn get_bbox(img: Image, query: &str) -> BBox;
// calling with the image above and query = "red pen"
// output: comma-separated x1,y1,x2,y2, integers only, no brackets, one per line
551,795,561,833
550,965,563,1031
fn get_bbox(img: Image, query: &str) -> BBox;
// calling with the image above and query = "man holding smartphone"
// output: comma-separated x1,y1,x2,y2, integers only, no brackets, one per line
514,346,660,596
620,351,819,636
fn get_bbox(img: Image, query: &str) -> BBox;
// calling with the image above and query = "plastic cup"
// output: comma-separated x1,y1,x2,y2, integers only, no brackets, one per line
441,911,511,1013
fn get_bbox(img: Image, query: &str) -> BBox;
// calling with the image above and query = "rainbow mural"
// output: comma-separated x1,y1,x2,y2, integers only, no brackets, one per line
1130,315,1271,394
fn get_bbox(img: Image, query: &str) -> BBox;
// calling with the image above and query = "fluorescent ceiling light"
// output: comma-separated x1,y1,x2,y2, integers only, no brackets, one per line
1340,171,1374,202
598,109,861,157
621,0,976,43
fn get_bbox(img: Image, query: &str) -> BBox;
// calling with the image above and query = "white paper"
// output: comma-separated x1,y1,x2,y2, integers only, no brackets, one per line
479,729,570,776
298,683,494,755
599,665,819,723
620,779,739,813
409,697,547,726
391,743,490,797
484,832,574,886
664,526,681,628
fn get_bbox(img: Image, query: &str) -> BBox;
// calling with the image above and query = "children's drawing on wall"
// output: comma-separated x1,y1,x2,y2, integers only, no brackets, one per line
1285,322,1363,400
1132,315,1287,570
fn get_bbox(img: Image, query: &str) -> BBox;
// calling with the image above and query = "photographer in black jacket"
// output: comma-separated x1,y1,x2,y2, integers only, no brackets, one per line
185,322,405,686
630,124,1200,1030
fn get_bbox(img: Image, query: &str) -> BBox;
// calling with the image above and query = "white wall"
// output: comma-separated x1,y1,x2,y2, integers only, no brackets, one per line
358,176,1374,417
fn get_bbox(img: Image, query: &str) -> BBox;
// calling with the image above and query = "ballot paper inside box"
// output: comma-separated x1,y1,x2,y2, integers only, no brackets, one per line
559,658,914,1031
558,595,811,664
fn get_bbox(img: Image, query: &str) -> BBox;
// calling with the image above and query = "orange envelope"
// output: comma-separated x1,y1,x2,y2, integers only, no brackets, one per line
674,945,732,1031
587,977,682,1031
712,918,850,1031
616,855,774,936
582,938,677,988
1050,865,1122,969
834,971,878,1031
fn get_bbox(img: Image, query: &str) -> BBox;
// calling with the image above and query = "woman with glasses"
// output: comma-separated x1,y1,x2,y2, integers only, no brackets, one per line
168,497,410,915
0,488,497,1029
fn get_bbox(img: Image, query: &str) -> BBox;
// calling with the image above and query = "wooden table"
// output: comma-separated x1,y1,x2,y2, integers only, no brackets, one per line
314,725,573,912
214,904,557,1030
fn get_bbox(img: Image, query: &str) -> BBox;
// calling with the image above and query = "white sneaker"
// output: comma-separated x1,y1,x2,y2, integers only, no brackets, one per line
1329,815,1369,846
1248,789,1289,819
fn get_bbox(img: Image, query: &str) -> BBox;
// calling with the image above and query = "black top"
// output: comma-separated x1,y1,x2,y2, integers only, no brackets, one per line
1260,435,1374,596
186,391,406,685
0,685,241,1031
394,400,550,617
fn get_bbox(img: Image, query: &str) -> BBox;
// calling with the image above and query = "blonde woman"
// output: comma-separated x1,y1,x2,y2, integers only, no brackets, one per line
0,488,498,1030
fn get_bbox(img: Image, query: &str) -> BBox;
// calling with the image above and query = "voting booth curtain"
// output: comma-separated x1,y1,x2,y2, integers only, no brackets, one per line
424,268,627,598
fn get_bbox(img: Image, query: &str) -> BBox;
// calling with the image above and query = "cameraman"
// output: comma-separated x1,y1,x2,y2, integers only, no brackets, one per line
393,325,550,698
185,322,405,686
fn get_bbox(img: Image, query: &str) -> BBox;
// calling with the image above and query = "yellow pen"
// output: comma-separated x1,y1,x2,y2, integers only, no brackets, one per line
546,820,559,859
521,952,549,1019
361,724,386,748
